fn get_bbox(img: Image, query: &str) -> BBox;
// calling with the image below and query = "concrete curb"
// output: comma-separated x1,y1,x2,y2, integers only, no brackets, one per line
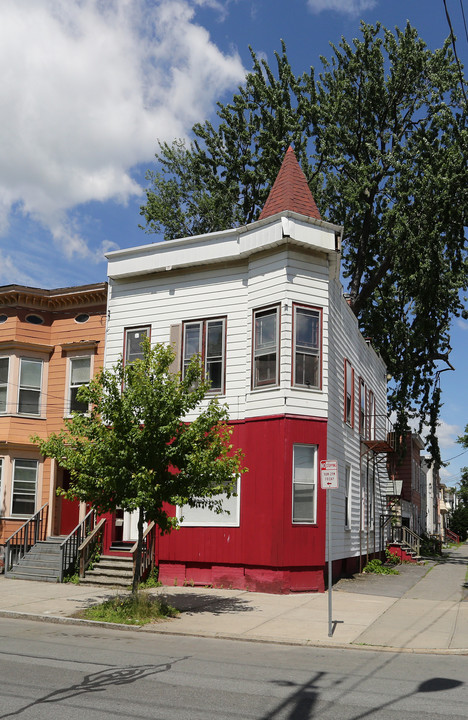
2,608,467,656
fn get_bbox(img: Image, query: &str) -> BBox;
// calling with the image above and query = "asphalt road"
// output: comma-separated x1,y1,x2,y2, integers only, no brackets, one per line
0,617,466,720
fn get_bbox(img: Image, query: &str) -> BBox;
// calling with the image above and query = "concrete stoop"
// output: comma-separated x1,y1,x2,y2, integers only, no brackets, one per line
6,536,66,583
387,542,420,563
80,555,134,588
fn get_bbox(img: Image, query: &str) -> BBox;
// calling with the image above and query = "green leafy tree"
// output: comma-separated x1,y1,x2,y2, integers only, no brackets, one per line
140,22,468,463
34,341,245,591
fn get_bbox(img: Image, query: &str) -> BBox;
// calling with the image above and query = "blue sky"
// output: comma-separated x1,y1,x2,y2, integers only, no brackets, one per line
1,0,467,484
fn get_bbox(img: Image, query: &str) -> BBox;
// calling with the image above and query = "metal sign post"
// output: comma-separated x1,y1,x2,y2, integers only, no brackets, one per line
320,460,338,638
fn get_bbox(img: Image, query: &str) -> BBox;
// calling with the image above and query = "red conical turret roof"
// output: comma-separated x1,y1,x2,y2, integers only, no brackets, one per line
259,146,321,221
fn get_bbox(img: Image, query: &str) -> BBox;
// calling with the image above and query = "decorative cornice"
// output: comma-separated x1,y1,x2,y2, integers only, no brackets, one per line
0,282,108,311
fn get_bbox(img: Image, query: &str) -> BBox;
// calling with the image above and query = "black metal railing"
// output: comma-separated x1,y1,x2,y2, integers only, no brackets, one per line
4,504,49,576
59,509,96,581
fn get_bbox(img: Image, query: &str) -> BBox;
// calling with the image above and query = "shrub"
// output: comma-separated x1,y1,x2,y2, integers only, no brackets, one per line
363,558,399,575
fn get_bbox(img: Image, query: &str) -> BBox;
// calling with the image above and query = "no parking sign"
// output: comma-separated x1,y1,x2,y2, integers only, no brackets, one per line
320,460,338,489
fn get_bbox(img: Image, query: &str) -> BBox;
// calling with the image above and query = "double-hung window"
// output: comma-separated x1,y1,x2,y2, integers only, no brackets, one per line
12,459,38,516
69,357,91,413
344,359,354,427
359,378,366,437
183,318,225,392
18,358,42,415
292,444,317,523
293,305,321,388
0,357,8,413
124,326,150,365
253,306,279,388
345,464,352,529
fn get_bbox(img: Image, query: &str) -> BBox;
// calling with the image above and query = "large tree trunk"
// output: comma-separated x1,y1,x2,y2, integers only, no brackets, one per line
132,506,144,593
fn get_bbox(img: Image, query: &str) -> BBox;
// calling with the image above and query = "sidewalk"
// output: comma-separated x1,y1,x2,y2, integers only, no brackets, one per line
1,544,467,654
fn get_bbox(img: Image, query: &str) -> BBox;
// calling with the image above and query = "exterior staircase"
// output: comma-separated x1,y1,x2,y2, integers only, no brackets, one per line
80,554,134,588
6,536,66,582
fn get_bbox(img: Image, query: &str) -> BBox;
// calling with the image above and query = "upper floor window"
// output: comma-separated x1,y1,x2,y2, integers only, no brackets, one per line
359,378,366,436
25,314,44,325
252,306,279,389
18,358,42,415
69,357,91,413
124,327,150,365
0,357,8,413
344,359,354,427
182,318,225,393
293,305,321,389
292,444,317,524
12,458,38,516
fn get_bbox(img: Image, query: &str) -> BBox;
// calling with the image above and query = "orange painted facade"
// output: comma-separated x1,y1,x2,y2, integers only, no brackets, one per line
0,283,107,547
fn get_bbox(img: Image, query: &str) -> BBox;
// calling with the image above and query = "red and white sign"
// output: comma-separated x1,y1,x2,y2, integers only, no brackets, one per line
320,460,339,489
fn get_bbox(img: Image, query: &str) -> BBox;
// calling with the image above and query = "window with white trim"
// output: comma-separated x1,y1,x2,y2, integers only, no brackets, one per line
18,358,42,415
368,473,375,530
293,305,321,388
359,378,366,436
69,356,91,413
182,318,225,393
345,464,352,529
344,359,354,427
0,357,8,413
253,306,279,388
292,444,317,523
124,327,150,365
177,477,240,526
12,459,38,516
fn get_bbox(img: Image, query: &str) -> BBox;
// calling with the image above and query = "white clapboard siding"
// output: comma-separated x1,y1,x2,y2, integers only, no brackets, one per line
325,279,388,562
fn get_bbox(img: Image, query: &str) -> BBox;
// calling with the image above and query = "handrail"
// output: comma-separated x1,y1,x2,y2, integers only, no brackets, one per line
445,528,460,544
4,503,49,576
390,524,421,557
78,518,106,578
132,521,156,584
59,508,96,581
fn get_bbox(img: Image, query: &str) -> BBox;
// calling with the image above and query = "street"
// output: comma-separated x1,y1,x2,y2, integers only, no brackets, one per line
0,618,466,719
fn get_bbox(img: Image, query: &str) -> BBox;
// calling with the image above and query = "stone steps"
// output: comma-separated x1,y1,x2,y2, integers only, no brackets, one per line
80,554,134,588
6,536,67,582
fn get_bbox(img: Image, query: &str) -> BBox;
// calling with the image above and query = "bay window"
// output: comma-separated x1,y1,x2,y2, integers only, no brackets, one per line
0,357,8,412
293,305,321,388
253,306,279,388
12,459,38,516
18,358,42,415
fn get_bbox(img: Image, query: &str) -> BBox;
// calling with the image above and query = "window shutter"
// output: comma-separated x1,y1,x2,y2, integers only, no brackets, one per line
169,324,182,375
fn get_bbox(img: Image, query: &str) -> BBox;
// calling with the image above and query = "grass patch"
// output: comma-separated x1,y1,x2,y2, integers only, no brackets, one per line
79,592,178,625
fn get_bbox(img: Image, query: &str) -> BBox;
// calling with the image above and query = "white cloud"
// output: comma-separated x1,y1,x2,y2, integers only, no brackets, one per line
390,412,462,452
0,0,245,261
0,250,35,285
436,420,462,449
307,0,377,16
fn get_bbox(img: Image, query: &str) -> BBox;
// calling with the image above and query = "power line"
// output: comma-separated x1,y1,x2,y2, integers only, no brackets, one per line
460,0,468,42
443,0,468,104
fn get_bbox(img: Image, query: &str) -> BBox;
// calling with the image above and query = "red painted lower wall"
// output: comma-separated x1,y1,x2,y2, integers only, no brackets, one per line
155,415,328,593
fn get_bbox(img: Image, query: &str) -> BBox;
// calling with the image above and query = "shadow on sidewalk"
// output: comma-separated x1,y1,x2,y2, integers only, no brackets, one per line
150,591,255,615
